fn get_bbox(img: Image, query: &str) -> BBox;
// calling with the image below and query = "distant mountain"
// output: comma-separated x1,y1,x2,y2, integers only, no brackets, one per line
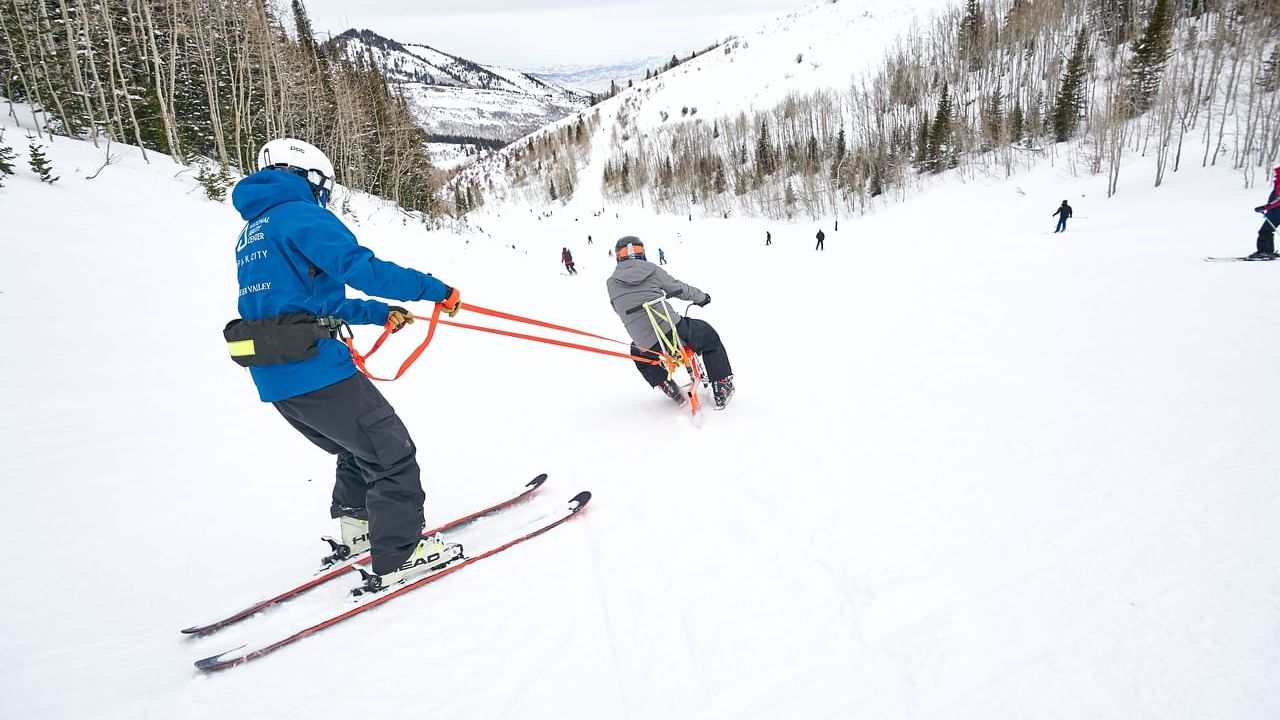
328,29,591,144
526,56,671,94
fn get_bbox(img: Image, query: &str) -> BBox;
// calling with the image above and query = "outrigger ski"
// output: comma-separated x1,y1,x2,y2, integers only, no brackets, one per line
193,491,592,671
1205,255,1278,262
180,473,548,636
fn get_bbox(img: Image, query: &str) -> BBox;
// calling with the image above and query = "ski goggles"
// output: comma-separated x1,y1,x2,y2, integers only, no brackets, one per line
271,165,336,207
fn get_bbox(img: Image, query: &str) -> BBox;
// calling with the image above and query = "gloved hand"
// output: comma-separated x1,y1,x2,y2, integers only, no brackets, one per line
695,294,711,307
440,286,462,317
386,306,413,333
1257,206,1268,214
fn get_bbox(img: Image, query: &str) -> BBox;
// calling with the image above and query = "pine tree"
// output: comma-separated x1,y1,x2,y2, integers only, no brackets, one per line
1127,0,1173,116
959,0,986,72
832,127,846,180
984,87,1005,148
1054,29,1091,142
755,120,775,177
1010,100,1025,144
196,161,232,201
0,142,15,189
927,85,953,173
26,136,57,184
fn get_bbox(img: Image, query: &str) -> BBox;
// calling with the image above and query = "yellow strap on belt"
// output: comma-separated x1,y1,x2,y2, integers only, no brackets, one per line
227,339,256,358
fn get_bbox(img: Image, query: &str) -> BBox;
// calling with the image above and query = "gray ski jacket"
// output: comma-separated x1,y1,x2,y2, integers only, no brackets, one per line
606,259,709,349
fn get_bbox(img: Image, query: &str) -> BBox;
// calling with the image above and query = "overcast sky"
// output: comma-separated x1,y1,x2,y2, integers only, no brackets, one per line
300,0,809,69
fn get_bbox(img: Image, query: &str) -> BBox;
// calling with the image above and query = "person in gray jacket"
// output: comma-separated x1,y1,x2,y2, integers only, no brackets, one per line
606,236,735,409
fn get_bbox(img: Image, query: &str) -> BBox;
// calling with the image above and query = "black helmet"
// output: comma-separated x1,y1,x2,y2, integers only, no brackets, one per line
615,236,646,261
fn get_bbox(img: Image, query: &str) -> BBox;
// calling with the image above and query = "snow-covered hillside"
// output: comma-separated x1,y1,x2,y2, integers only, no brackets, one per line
462,0,955,209
4,68,1280,719
331,29,589,143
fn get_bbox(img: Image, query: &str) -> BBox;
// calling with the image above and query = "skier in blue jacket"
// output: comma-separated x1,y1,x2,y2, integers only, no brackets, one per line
227,138,462,593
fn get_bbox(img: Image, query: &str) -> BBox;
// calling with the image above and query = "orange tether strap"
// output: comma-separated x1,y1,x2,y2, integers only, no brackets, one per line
343,301,663,382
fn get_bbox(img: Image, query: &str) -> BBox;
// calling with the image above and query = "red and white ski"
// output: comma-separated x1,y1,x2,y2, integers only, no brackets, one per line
193,491,591,671
181,473,548,636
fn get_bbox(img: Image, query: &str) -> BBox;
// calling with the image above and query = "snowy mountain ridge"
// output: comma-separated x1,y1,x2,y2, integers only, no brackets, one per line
329,29,590,144
526,55,673,93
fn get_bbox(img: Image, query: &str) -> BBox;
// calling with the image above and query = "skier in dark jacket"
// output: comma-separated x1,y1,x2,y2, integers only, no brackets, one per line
1052,200,1073,233
1248,165,1280,259
815,228,825,250
561,247,577,274
606,237,735,409
227,138,462,593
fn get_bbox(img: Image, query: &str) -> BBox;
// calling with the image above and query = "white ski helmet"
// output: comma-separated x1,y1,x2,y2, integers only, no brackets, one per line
257,138,336,206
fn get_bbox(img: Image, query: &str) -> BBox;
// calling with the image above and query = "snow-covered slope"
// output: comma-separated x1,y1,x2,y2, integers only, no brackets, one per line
3,88,1280,719
331,29,589,143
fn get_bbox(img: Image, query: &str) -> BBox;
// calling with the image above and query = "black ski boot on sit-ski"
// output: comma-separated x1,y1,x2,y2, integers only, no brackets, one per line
712,376,735,410
658,379,687,406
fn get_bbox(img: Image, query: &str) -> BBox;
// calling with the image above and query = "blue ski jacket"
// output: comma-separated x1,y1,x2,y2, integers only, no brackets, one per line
231,170,450,402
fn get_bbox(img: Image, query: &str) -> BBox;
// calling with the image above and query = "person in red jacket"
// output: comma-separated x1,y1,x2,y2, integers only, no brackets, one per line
561,247,577,274
1248,166,1280,259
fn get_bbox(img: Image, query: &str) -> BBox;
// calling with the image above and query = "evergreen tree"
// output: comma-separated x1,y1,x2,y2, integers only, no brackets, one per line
196,161,232,201
1127,0,1173,116
26,136,57,184
927,85,953,173
832,127,846,181
755,120,775,177
0,142,15,189
959,0,986,72
984,87,1005,148
1054,29,1091,142
1010,100,1026,144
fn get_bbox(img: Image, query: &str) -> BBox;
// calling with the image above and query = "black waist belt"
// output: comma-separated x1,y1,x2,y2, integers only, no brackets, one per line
223,312,345,367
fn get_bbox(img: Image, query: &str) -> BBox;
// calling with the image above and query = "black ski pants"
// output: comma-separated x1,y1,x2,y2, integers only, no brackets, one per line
631,317,733,386
1257,209,1280,255
274,373,425,574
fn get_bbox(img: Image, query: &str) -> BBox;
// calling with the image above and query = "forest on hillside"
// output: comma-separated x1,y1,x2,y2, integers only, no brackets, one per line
0,0,441,214
485,0,1280,220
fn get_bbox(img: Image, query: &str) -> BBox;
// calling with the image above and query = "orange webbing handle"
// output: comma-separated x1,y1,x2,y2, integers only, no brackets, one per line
343,303,444,382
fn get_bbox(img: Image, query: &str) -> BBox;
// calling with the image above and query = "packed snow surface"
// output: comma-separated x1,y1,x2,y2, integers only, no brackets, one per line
3,98,1279,718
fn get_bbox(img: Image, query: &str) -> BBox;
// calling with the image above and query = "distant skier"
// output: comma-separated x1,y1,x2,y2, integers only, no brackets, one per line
226,138,462,594
1247,165,1280,259
561,247,577,275
658,247,667,265
766,231,772,246
1052,200,1073,233
606,237,736,409
815,228,825,250
587,234,593,245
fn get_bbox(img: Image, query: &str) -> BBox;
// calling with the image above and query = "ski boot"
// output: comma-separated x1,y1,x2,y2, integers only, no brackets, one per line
321,515,371,566
658,379,688,406
712,375,735,410
353,534,465,595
